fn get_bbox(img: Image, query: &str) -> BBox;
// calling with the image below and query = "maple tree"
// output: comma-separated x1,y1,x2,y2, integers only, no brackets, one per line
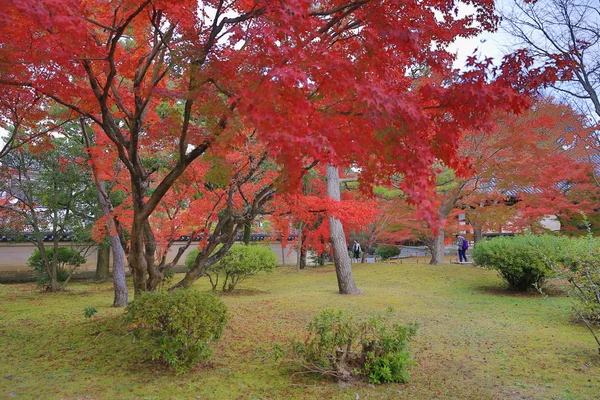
458,99,593,235
269,165,377,279
0,0,533,294
0,86,68,160
386,98,593,264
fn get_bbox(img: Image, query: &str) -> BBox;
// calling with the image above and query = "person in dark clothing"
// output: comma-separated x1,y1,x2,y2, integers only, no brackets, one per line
455,234,468,263
352,240,362,263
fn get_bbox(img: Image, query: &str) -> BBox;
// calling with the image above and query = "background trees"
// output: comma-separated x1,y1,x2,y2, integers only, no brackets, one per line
0,134,97,290
503,0,600,120
374,98,593,264
503,0,600,190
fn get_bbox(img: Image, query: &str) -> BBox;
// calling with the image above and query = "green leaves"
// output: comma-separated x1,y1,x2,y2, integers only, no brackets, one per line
472,235,563,291
291,308,417,384
375,246,401,260
188,245,277,292
27,247,86,286
124,289,228,374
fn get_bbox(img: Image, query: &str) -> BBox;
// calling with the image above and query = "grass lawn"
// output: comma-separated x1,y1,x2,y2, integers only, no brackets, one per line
1,260,599,399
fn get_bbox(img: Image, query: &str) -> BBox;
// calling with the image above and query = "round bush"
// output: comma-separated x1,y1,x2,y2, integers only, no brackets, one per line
125,289,228,373
291,308,417,384
27,247,86,285
190,245,277,291
472,235,564,291
375,246,401,260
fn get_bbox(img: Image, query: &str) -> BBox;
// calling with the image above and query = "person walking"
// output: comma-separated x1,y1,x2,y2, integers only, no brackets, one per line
352,240,362,263
455,234,468,263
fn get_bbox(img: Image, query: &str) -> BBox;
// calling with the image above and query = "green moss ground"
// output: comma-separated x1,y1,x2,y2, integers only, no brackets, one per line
1,260,598,399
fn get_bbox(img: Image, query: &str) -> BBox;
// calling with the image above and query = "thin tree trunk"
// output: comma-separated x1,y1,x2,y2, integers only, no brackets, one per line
326,165,361,295
50,224,59,291
297,223,308,270
81,119,129,305
296,221,304,269
429,227,445,265
95,241,110,282
172,216,244,289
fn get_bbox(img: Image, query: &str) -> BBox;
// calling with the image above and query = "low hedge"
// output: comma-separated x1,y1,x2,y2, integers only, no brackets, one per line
472,235,565,291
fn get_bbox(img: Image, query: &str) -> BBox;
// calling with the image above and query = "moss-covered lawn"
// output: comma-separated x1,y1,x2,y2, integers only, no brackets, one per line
1,261,598,399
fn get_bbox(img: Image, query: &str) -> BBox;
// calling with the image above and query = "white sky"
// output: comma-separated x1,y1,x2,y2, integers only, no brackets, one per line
449,0,513,70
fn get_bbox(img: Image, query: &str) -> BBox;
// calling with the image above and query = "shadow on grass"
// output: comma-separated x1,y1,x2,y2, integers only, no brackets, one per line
475,279,568,298
474,285,546,298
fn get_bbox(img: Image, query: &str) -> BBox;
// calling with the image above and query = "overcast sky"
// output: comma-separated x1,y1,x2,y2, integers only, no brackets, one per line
449,0,515,70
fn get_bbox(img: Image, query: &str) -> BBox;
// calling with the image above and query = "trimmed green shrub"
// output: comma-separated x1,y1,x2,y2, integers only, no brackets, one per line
472,235,564,291
375,246,401,260
187,245,277,291
125,289,228,373
27,247,86,286
291,308,417,384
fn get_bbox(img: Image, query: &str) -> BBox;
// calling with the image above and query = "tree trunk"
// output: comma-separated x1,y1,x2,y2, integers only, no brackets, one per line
474,227,483,243
326,165,362,295
49,229,59,291
243,222,251,245
297,224,307,270
110,235,128,307
299,247,307,269
81,121,129,305
429,226,446,265
172,215,244,289
296,221,304,269
95,241,110,282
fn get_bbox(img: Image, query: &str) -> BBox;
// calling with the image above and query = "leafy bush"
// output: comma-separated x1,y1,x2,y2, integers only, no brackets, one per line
185,248,200,270
83,307,98,319
125,289,228,373
375,246,401,260
291,308,417,384
27,247,86,286
472,235,564,291
187,245,277,291
551,233,600,353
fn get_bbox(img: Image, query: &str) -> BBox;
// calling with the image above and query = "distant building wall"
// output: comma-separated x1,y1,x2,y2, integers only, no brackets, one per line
540,215,561,231
0,241,298,282
0,242,99,281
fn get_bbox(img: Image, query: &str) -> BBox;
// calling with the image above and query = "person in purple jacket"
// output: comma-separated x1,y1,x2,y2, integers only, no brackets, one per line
455,234,468,263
